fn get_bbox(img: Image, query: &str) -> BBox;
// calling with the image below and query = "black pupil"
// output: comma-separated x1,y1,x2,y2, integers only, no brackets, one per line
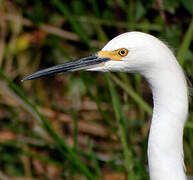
121,50,125,54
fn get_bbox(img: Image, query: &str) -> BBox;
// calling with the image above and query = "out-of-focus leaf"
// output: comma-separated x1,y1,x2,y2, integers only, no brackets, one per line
14,34,32,54
162,25,182,51
163,0,180,14
135,1,146,21
177,18,193,65
181,0,193,15
27,1,45,24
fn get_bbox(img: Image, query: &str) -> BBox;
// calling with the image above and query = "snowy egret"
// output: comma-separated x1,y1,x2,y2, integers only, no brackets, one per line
23,32,189,180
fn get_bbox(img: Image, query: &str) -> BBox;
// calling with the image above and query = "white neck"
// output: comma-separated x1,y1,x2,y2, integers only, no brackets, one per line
144,59,188,180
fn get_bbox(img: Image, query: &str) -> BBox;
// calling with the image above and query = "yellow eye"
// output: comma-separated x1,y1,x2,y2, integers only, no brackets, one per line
118,48,128,57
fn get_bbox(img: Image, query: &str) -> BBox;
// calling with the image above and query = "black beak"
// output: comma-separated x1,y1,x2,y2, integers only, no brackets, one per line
22,53,110,81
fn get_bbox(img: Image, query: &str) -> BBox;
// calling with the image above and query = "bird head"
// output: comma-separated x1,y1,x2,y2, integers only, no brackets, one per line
22,31,171,81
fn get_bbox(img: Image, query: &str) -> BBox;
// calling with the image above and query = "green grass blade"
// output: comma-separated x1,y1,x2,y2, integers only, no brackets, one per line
88,138,102,180
72,111,79,151
177,18,193,66
80,73,118,135
51,0,93,50
110,73,152,115
0,68,95,180
105,73,135,180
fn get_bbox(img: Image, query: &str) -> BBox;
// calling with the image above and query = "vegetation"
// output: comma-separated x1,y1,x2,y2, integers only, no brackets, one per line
0,0,192,179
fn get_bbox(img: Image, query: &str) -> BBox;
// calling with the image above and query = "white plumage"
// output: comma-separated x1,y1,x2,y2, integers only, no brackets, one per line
90,32,188,180
23,32,189,180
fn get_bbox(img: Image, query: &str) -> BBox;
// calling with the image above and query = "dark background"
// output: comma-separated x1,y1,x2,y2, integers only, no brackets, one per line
0,0,192,179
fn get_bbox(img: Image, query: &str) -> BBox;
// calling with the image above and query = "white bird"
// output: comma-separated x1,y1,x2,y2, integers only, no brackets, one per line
23,32,189,180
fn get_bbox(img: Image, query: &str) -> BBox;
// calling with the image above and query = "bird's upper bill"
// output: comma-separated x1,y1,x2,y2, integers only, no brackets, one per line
22,48,128,81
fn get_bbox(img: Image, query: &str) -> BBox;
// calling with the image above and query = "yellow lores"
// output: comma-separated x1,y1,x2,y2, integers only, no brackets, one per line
98,48,128,61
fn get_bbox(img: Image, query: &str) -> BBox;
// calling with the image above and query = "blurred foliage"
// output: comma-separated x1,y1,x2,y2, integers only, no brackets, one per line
0,0,192,179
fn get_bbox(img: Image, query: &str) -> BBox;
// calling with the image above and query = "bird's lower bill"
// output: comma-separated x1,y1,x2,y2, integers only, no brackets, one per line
22,53,111,81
